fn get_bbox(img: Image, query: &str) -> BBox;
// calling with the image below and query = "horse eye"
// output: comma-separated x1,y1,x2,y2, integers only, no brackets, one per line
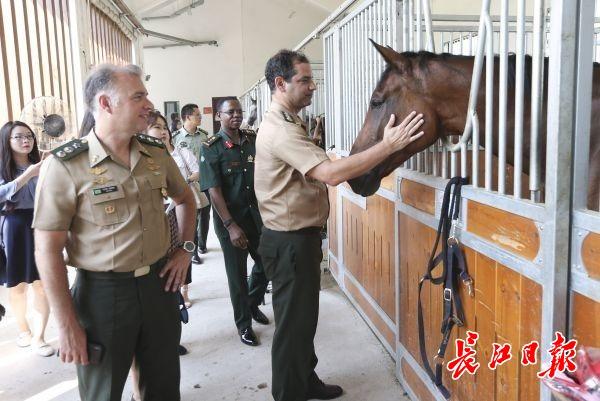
370,98,384,108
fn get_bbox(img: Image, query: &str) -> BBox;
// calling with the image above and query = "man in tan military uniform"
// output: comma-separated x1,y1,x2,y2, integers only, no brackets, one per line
33,64,197,401
255,50,424,401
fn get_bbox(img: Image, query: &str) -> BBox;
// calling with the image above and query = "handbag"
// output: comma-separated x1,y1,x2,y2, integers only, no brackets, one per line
178,148,210,209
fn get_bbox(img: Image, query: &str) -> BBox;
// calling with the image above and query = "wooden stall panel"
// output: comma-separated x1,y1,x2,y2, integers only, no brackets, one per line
581,232,600,280
400,178,435,215
345,276,395,350
571,293,600,347
89,4,133,66
401,359,436,401
398,212,542,401
328,185,338,258
467,201,540,261
380,172,395,191
343,195,396,322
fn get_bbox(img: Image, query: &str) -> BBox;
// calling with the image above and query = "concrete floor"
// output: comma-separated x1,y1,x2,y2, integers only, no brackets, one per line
0,227,410,401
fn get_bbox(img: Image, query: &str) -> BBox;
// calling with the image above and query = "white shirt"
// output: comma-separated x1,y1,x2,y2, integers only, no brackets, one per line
170,146,199,179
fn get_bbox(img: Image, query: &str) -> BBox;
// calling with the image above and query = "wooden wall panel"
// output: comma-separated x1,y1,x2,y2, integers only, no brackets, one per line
571,293,600,347
343,195,395,322
581,232,600,280
380,172,395,191
398,212,542,401
400,178,435,215
467,201,540,261
345,276,395,350
328,185,338,258
89,4,132,67
401,360,436,401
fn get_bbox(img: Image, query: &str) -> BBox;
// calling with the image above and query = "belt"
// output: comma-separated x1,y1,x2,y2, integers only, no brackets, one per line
265,226,322,236
77,257,167,280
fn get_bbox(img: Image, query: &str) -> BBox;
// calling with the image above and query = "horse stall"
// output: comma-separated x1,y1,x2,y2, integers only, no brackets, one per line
319,0,600,401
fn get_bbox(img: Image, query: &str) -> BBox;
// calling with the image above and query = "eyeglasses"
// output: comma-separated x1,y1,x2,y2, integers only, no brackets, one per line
11,134,35,142
220,109,244,116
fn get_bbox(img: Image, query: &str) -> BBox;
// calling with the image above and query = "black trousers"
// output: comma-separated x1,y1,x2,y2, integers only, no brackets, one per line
259,227,322,401
72,258,181,401
217,214,268,331
197,191,211,250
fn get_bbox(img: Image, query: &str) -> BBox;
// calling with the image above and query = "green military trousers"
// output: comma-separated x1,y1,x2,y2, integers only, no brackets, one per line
71,257,181,401
258,227,323,401
217,214,268,331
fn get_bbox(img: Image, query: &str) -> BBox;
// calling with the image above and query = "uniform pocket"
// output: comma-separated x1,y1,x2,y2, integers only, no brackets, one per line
147,174,167,211
88,185,129,226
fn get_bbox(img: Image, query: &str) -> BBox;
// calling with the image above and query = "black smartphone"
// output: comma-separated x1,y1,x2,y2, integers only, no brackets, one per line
87,342,104,365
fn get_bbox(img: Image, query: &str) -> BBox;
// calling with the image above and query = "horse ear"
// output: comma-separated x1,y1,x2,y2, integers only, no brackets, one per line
370,39,411,74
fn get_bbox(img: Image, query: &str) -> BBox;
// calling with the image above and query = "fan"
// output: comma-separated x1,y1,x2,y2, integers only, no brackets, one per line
19,96,75,151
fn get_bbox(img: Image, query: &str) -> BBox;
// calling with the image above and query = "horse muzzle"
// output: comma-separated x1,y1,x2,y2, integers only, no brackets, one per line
348,171,382,197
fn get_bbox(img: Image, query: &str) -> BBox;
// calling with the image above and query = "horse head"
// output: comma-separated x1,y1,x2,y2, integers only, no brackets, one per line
246,96,258,127
348,41,462,196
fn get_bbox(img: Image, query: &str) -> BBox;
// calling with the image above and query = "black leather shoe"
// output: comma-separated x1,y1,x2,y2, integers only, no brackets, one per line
306,374,343,400
191,255,203,264
199,247,208,254
178,344,188,355
251,306,270,325
239,327,259,346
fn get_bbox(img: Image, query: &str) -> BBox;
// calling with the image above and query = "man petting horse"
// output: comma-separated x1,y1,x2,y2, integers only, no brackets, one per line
255,49,425,401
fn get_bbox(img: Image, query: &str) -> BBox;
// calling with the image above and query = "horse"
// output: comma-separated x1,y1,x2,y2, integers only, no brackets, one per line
242,96,258,129
347,42,600,210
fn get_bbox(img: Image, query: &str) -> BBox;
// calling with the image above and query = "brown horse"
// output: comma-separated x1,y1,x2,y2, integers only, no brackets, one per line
347,42,600,210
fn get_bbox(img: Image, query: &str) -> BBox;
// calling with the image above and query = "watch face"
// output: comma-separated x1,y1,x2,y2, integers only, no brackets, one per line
183,241,195,253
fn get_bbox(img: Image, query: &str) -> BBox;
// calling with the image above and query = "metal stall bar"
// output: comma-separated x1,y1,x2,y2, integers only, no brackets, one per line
421,0,435,52
484,13,494,191
498,0,508,194
529,0,546,202
540,0,579,398
514,0,526,199
572,0,595,212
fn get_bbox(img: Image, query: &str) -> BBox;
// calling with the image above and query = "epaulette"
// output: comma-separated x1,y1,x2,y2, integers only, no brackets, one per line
241,129,256,136
281,111,302,126
197,128,209,135
135,133,165,148
51,138,89,161
202,135,221,147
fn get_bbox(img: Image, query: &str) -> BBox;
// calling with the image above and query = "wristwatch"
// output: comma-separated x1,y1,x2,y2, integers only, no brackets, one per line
180,241,196,254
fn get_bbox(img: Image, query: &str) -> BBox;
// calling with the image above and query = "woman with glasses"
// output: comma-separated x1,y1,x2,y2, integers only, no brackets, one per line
0,121,54,357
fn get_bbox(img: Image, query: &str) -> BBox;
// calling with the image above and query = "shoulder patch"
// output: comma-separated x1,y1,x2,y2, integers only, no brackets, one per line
197,128,209,135
241,129,256,136
202,135,221,148
135,133,165,148
51,138,89,161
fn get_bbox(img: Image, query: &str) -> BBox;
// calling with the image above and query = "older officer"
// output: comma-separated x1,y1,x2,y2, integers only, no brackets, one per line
200,97,269,347
255,50,424,401
173,104,211,260
33,64,197,401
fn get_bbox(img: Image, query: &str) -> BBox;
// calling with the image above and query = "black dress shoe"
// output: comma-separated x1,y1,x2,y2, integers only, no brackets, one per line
178,344,188,355
306,375,343,400
239,327,259,346
251,306,270,325
199,247,208,254
191,255,203,264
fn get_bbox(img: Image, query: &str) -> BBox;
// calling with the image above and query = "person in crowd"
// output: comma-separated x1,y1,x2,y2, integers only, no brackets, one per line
170,112,182,133
173,104,211,262
200,97,269,347
79,110,95,137
255,50,424,401
146,110,209,304
0,121,54,357
33,64,196,401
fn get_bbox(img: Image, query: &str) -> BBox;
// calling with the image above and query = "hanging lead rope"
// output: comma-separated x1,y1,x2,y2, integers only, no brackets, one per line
417,176,472,400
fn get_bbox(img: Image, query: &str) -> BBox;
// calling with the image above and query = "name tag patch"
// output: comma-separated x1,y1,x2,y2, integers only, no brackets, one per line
93,186,118,196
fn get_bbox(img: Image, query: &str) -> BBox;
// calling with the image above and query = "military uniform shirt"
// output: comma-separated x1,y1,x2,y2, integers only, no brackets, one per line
172,127,209,160
200,129,261,237
254,101,330,231
32,131,188,272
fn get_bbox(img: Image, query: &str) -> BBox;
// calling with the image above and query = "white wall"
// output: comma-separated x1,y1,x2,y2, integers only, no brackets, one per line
142,0,340,134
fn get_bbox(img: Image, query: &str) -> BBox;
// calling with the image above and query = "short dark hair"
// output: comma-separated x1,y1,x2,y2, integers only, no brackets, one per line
265,49,310,93
216,96,239,112
181,103,199,121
